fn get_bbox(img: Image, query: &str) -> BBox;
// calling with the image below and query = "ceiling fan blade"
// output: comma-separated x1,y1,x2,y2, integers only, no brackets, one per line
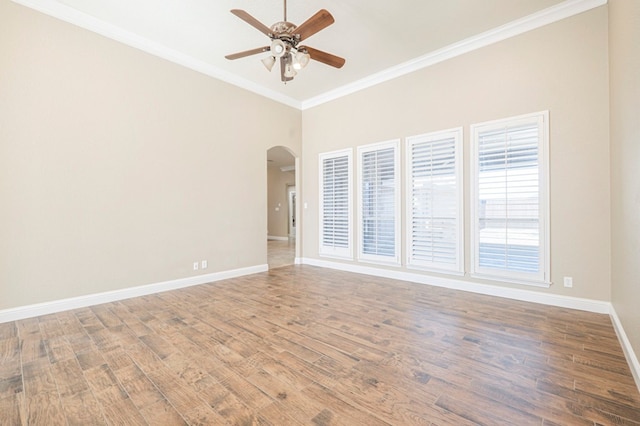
225,46,270,60
294,9,335,41
230,9,273,37
302,46,345,69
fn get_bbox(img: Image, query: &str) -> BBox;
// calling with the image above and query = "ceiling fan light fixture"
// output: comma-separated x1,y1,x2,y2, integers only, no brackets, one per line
261,55,276,71
283,61,297,78
293,51,311,70
270,39,287,58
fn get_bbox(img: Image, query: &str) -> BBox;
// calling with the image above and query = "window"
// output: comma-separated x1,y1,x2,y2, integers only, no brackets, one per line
470,111,550,286
357,140,400,265
319,149,352,259
406,128,463,274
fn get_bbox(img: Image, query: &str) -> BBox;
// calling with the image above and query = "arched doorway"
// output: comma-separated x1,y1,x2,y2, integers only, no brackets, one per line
267,146,297,269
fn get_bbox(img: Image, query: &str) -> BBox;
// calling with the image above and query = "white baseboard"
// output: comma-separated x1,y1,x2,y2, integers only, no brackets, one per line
302,258,610,313
294,257,302,265
267,236,289,241
610,306,640,393
0,264,268,324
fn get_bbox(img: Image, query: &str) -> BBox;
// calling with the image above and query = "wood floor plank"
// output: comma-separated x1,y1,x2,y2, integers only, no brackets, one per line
50,358,89,398
257,401,305,425
116,363,166,410
0,394,22,426
246,368,324,423
22,359,57,393
59,389,106,426
436,388,542,425
301,382,393,426
537,378,640,423
18,337,47,362
139,398,188,425
24,390,67,425
83,363,121,391
0,337,20,368
0,375,22,401
2,265,639,424
100,397,148,426
197,378,261,423
37,316,65,340
181,401,229,425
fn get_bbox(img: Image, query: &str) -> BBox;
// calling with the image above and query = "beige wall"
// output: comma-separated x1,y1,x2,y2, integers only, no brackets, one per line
0,1,302,310
302,7,611,300
267,166,295,238
609,0,640,367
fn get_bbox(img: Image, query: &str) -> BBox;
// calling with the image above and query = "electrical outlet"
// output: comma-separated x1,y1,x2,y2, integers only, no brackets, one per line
201,260,208,269
563,277,573,288
193,262,199,271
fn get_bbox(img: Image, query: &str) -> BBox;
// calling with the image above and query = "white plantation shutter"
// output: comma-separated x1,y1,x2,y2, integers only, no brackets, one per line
471,112,549,286
319,149,352,258
358,140,400,264
406,129,463,273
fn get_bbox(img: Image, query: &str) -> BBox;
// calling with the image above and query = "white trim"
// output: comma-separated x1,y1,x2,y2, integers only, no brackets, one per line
319,148,354,260
301,0,607,110
267,235,289,241
470,111,551,286
11,0,605,111
357,139,401,265
405,127,464,274
301,257,610,314
0,264,268,324
10,0,301,110
610,306,640,393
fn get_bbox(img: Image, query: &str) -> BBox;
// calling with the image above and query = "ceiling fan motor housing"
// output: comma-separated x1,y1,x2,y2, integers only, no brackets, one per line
270,21,299,48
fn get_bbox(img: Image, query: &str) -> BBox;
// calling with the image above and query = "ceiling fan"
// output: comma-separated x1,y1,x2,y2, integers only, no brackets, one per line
225,0,345,83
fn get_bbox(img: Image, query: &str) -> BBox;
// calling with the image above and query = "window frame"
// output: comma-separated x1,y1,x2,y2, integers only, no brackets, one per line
318,148,353,260
405,128,464,275
357,139,401,266
470,111,550,287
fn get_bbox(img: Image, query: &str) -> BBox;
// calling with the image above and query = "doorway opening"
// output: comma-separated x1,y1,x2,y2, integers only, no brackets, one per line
267,146,297,269
287,185,296,237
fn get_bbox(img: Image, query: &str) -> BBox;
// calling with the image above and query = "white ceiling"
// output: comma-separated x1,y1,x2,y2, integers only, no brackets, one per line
15,0,602,108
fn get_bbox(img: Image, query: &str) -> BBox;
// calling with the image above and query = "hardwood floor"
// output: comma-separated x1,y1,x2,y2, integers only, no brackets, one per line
1,265,639,425
267,239,295,269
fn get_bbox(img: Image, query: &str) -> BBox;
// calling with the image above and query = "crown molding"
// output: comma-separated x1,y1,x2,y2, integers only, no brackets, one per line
10,0,303,110
301,0,607,110
12,0,605,111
